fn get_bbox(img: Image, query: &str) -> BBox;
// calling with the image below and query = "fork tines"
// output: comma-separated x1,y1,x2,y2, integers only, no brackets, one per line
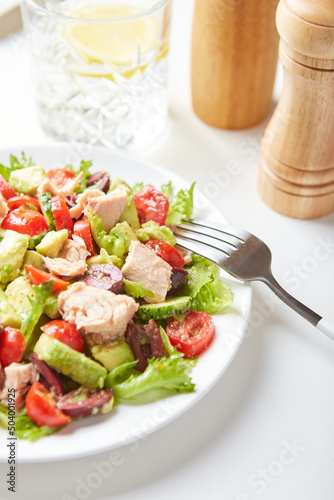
174,219,247,266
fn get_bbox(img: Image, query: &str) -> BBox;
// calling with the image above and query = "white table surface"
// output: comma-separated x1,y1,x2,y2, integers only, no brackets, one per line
1,1,334,499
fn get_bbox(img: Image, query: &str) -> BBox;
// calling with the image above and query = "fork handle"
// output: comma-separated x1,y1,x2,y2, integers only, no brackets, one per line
263,274,334,342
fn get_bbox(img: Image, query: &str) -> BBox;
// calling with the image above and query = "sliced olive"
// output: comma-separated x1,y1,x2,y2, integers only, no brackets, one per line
167,268,188,296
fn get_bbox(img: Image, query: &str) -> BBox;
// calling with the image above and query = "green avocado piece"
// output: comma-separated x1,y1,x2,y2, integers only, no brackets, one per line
36,229,68,258
0,289,21,328
110,222,137,253
109,178,140,230
5,276,34,318
91,339,134,372
9,166,46,195
34,333,107,389
0,231,29,284
23,250,46,271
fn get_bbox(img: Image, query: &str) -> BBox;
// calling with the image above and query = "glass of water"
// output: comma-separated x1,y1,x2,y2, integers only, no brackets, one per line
21,0,172,150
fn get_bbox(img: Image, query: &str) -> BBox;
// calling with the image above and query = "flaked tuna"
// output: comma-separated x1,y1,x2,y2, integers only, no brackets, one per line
58,282,139,344
37,172,83,197
122,241,172,303
69,189,104,220
0,362,39,409
83,188,127,233
43,235,89,278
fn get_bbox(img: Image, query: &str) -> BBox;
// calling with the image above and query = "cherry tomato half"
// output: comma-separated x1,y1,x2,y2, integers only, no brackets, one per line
166,311,215,358
51,195,74,237
74,218,96,257
0,174,17,200
41,320,84,353
133,185,169,226
25,381,71,427
7,195,41,212
47,168,75,189
0,327,26,368
145,239,185,268
1,209,48,236
25,265,68,292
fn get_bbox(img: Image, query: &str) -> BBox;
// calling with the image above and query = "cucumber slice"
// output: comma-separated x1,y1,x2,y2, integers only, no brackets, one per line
38,192,55,230
137,296,192,323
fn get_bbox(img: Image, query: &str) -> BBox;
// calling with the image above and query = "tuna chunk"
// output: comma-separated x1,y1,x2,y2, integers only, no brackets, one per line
83,188,127,233
122,241,172,303
69,189,104,220
58,282,139,344
37,171,83,197
0,194,8,219
43,235,89,278
0,362,39,409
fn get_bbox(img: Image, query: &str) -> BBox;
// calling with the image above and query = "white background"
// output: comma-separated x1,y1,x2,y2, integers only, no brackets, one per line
0,1,334,499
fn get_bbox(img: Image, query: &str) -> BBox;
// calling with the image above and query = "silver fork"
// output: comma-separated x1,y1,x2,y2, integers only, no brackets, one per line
174,220,334,342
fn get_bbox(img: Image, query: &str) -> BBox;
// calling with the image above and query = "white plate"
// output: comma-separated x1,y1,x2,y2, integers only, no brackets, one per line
0,144,252,463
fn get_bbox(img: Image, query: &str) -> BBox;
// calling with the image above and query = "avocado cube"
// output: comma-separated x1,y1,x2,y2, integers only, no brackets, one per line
34,333,107,389
23,250,46,271
5,276,34,318
0,230,29,284
9,166,46,195
0,289,21,328
36,229,68,258
91,340,134,372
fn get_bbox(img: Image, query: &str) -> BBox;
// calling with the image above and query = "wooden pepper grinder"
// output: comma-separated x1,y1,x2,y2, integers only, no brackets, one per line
191,0,279,129
259,0,334,219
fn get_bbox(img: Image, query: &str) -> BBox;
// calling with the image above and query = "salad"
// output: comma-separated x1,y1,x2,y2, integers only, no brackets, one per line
0,153,233,441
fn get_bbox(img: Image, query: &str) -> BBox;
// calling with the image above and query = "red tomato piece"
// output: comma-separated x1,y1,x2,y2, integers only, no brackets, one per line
7,195,41,212
47,168,75,188
133,185,169,226
145,239,185,268
41,320,84,353
0,174,17,200
166,311,215,358
73,219,96,257
25,265,68,292
51,195,74,237
25,381,71,427
1,209,48,236
0,327,26,368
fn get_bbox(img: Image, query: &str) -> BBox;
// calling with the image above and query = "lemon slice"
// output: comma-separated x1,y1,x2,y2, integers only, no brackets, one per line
62,3,160,69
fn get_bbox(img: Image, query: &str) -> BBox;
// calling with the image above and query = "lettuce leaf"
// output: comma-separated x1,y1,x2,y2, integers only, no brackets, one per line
87,248,122,269
122,279,154,299
20,282,53,352
111,355,196,399
183,254,233,314
88,211,126,259
0,152,33,181
67,160,92,194
0,405,63,441
165,182,195,225
136,221,176,246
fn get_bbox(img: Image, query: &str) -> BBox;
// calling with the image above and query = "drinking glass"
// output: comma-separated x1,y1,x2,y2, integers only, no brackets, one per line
21,0,172,149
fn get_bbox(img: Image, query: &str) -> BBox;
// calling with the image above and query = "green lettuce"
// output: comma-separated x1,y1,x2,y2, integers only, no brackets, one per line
67,160,92,194
0,405,63,441
111,355,196,399
183,255,233,314
20,282,53,353
111,222,137,253
164,182,195,225
88,211,126,259
87,248,122,268
122,279,154,299
136,221,176,246
0,152,33,181
105,360,139,387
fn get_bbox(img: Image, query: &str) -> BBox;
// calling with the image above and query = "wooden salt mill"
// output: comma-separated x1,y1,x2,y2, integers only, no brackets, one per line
191,0,279,129
259,0,334,219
